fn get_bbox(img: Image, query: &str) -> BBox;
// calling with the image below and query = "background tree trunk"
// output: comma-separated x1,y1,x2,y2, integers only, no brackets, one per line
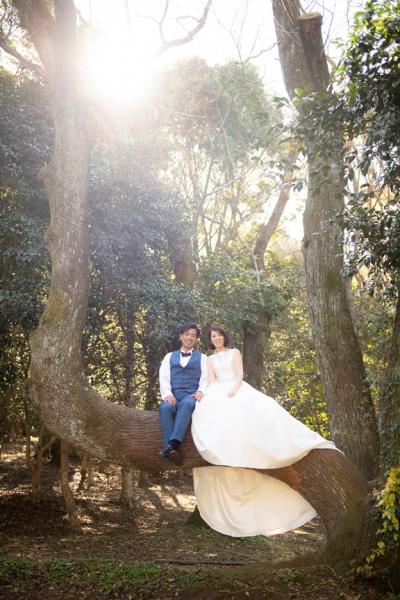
60,440,81,530
242,314,271,388
243,155,296,388
120,466,135,511
120,308,136,510
271,0,380,479
170,228,196,289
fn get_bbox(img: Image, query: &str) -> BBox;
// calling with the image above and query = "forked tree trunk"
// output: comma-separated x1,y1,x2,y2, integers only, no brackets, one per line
16,0,373,567
271,0,380,479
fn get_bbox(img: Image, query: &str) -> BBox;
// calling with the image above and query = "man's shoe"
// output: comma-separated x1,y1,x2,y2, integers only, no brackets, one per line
159,445,183,466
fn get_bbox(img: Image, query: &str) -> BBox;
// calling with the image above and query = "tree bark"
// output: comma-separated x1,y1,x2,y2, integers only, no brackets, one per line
77,452,89,492
123,307,135,406
60,440,81,530
271,0,380,479
120,308,136,509
242,314,271,389
170,228,196,289
120,466,135,511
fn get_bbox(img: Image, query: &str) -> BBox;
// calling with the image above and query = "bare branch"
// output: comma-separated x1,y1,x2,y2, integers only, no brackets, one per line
154,0,212,58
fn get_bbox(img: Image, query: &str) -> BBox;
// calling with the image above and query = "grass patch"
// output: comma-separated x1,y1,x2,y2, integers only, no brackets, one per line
0,556,161,595
0,555,236,596
45,557,161,593
0,556,38,583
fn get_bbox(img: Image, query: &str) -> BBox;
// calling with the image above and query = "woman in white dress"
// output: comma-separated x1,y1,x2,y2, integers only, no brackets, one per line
191,326,337,538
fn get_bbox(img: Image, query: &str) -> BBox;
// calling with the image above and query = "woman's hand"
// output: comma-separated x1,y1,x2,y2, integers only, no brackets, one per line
227,389,236,398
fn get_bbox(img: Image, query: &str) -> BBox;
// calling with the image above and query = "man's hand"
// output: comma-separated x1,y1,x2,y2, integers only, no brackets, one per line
193,391,203,402
164,394,176,405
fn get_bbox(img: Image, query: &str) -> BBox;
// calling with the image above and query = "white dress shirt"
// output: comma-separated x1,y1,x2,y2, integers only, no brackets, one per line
159,349,208,400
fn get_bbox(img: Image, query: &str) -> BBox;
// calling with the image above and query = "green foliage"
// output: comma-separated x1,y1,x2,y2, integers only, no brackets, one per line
317,1,400,292
0,69,50,331
84,141,208,405
46,558,160,593
276,569,299,589
344,0,400,191
0,69,51,440
158,58,280,169
0,556,161,594
265,256,328,435
197,250,285,344
156,57,290,259
0,68,52,214
356,467,400,574
0,557,37,583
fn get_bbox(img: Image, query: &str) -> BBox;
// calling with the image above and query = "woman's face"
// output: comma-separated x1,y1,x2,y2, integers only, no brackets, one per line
210,329,225,350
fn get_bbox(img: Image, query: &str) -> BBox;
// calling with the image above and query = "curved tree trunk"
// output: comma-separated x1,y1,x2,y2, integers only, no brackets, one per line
271,0,380,479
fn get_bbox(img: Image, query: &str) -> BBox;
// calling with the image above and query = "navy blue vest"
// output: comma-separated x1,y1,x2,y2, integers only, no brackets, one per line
170,350,201,400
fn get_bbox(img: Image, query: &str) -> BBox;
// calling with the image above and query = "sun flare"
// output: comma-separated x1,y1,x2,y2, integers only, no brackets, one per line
82,34,155,106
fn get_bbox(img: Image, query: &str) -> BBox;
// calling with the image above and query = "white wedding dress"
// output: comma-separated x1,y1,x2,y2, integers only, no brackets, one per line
191,348,337,537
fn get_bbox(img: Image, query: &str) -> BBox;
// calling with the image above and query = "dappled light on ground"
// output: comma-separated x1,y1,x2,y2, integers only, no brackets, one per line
0,445,379,598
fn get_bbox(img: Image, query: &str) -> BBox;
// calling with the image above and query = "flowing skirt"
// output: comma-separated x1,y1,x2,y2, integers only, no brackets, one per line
191,380,337,537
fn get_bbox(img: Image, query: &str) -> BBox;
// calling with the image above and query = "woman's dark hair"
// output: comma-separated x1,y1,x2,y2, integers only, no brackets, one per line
179,322,201,337
208,326,230,349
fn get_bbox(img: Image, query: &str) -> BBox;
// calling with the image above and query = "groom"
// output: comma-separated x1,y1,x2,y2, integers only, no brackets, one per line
159,323,208,465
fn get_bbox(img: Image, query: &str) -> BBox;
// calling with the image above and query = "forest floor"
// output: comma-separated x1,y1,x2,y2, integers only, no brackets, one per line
0,444,391,600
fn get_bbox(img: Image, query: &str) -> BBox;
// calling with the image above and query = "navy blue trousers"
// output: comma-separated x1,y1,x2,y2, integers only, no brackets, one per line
159,394,196,447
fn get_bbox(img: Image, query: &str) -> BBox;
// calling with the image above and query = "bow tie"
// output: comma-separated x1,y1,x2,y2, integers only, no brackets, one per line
181,351,192,357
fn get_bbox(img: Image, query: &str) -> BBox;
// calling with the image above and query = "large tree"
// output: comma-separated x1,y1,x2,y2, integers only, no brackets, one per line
271,0,380,479
0,0,374,567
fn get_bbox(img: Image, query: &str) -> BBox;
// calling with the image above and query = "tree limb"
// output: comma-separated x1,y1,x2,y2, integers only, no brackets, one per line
0,31,45,80
154,0,212,57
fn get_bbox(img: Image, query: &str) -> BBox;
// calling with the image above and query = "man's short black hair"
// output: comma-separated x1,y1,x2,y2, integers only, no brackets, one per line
179,322,201,337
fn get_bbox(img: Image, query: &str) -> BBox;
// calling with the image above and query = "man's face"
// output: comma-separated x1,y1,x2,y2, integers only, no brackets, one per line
180,328,198,351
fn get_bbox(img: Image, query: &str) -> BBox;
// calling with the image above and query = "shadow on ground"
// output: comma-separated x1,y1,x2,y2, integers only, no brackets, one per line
0,444,385,599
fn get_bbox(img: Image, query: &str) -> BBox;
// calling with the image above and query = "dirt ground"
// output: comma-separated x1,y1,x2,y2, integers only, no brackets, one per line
0,445,390,599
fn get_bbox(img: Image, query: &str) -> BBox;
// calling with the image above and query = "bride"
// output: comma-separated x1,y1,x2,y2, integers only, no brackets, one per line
191,326,337,537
